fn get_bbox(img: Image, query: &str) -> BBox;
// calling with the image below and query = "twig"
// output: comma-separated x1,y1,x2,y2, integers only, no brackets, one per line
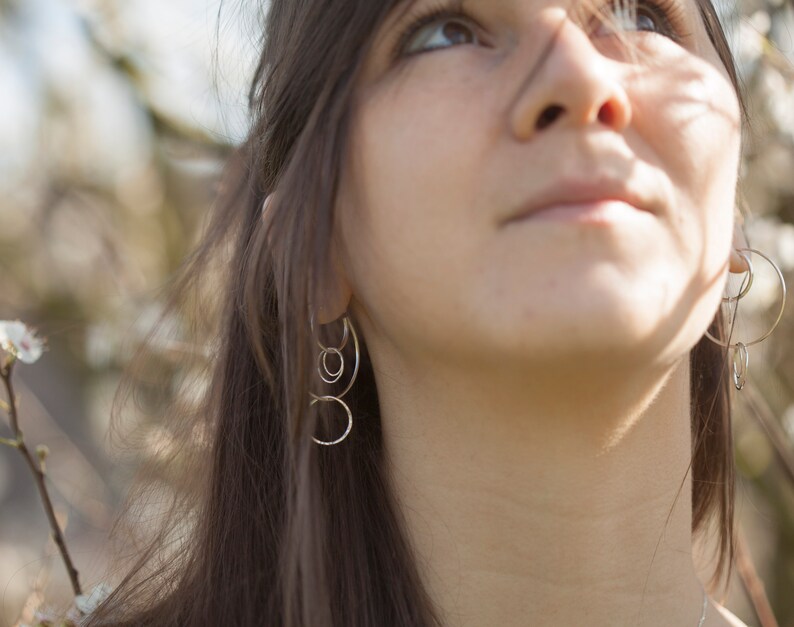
735,524,778,627
0,360,83,597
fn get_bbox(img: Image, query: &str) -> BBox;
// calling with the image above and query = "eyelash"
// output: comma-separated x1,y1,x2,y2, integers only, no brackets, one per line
394,0,690,59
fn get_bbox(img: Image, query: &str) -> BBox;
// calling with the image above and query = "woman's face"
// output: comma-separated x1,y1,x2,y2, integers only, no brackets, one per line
331,0,742,373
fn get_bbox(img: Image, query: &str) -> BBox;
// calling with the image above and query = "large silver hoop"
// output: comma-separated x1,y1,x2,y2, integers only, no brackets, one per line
704,248,786,349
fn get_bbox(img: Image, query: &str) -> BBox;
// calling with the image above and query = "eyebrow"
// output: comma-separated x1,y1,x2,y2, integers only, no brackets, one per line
384,0,466,32
385,0,422,28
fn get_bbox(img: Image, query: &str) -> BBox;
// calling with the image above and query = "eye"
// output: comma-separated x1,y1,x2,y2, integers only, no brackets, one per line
397,8,482,57
591,0,688,42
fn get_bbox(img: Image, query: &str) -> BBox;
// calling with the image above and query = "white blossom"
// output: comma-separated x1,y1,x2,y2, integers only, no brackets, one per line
0,320,46,364
760,65,794,143
74,581,114,616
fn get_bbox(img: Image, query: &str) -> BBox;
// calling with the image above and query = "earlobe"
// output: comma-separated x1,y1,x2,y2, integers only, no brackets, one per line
314,242,353,325
315,198,355,324
729,248,750,273
728,220,750,274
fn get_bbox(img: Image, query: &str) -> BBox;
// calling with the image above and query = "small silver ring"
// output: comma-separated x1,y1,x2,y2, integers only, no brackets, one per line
318,347,344,384
733,341,749,390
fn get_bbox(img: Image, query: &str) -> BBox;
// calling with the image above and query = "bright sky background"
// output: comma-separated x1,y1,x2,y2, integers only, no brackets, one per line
0,0,261,190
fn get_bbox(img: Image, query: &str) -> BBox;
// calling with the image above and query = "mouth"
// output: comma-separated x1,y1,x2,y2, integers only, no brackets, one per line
515,200,653,225
503,179,659,226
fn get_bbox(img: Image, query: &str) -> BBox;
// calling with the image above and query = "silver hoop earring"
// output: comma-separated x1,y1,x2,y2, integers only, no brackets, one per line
308,313,360,446
704,248,787,390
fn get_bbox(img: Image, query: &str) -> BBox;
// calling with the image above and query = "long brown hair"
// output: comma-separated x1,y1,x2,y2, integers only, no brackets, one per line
85,0,750,624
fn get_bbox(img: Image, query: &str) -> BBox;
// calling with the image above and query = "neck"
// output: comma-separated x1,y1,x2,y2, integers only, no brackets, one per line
375,350,710,626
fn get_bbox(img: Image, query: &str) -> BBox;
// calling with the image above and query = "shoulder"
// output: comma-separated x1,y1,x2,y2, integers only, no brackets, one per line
711,600,752,627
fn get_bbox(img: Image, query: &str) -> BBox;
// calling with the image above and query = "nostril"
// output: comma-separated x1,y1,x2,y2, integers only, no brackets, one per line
597,101,615,126
536,104,564,130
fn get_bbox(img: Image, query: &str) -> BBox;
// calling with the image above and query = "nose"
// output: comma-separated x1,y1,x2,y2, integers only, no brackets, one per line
509,11,632,139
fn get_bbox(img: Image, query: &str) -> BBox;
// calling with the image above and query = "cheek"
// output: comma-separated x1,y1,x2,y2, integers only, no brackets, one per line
342,79,490,293
633,56,741,272
638,61,740,191
337,75,501,357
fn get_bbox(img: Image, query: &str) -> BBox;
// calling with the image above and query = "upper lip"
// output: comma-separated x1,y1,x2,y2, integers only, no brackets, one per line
503,176,659,225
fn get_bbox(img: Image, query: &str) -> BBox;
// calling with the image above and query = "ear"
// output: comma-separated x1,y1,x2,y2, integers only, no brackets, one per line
728,216,750,274
262,193,353,326
314,245,353,325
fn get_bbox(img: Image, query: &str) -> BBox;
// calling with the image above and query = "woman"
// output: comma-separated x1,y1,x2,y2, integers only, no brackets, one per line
85,0,783,624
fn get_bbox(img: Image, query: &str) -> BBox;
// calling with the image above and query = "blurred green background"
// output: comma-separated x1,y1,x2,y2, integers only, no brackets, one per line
0,0,793,625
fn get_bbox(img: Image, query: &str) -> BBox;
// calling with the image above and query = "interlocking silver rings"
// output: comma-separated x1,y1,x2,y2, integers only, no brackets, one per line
704,248,787,390
308,313,360,445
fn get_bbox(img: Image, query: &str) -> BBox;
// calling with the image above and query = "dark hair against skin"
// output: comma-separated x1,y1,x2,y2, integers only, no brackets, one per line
83,0,753,624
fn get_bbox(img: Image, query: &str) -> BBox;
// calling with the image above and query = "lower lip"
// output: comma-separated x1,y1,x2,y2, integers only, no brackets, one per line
518,200,650,224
